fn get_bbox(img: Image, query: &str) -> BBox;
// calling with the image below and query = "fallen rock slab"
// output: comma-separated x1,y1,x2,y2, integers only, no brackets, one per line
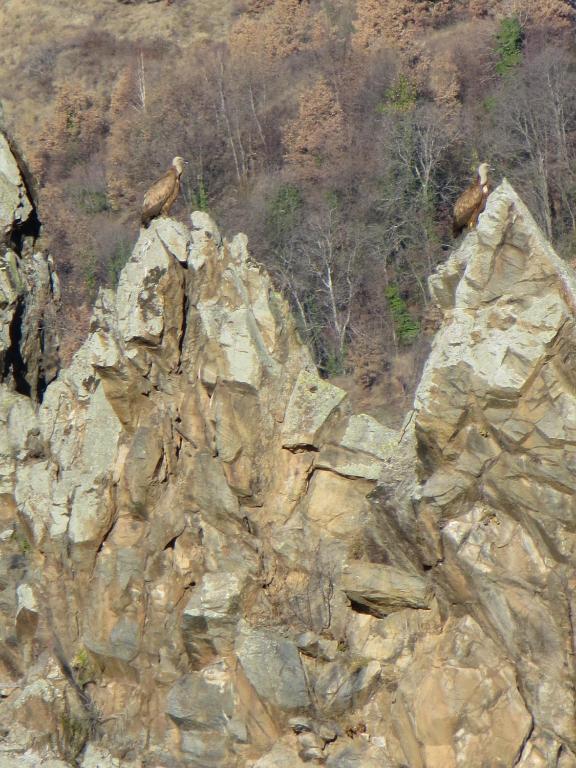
341,561,431,616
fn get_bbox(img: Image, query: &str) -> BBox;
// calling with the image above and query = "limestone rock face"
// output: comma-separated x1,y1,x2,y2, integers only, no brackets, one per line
235,625,311,711
3,179,576,767
341,561,431,616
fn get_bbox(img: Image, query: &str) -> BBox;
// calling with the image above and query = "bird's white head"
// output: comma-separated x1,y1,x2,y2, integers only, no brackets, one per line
478,162,490,186
172,157,186,175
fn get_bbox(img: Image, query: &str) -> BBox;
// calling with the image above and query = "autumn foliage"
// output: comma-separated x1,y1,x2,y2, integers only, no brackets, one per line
283,77,347,182
13,0,576,402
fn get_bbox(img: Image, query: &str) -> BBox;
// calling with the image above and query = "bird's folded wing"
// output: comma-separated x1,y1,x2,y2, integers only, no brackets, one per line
143,170,174,211
453,183,482,225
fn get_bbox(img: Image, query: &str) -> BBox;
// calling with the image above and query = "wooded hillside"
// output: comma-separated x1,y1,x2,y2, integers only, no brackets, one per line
1,0,575,409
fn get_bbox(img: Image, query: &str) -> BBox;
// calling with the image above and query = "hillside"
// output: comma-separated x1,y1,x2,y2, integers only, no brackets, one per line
1,0,575,406
0,0,234,162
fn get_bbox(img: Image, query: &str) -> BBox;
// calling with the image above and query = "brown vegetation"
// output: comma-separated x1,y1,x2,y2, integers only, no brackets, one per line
283,77,347,182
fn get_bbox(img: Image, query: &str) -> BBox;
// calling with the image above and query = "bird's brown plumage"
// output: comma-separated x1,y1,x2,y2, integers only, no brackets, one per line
141,157,185,227
452,163,491,237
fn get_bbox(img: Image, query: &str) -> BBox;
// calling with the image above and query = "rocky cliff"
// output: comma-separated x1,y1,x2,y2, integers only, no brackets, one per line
0,133,59,402
1,132,576,768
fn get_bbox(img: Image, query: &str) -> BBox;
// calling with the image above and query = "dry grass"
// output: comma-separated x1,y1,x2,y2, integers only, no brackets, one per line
0,0,235,148
0,0,234,56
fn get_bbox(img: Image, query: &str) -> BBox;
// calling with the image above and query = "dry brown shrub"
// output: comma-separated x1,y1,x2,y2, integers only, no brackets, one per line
347,324,388,390
466,0,490,16
233,0,275,16
37,179,105,310
106,63,149,210
523,0,574,26
352,0,455,52
467,0,573,26
229,0,313,61
31,83,106,184
106,53,229,213
37,184,69,253
309,6,342,52
55,303,92,368
283,77,347,182
109,64,135,119
429,50,461,109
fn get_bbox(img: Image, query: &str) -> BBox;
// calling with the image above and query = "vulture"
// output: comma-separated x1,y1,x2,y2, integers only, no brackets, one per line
141,156,186,227
452,163,492,237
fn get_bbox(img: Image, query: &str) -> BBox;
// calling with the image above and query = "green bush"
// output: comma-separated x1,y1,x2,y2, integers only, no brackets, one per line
482,95,497,113
378,75,417,114
266,184,303,245
83,251,98,297
188,175,209,212
324,190,339,209
107,239,131,287
72,646,98,688
323,348,346,378
495,17,524,76
385,285,420,345
78,188,109,214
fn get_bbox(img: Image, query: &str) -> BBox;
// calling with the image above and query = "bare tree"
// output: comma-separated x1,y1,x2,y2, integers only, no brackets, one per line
488,48,576,244
270,203,365,373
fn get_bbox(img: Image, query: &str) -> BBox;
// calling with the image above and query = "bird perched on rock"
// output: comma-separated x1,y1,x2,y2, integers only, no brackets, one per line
141,156,186,227
452,163,492,237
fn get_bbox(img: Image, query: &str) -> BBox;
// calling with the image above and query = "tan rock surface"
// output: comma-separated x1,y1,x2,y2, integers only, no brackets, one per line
0,207,396,764
392,615,532,768
341,560,431,615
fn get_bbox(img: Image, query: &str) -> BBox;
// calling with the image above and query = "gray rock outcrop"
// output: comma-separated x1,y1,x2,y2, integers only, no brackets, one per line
0,205,415,766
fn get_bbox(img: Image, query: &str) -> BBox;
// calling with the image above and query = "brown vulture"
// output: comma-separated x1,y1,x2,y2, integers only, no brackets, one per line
453,163,492,237
141,156,186,227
